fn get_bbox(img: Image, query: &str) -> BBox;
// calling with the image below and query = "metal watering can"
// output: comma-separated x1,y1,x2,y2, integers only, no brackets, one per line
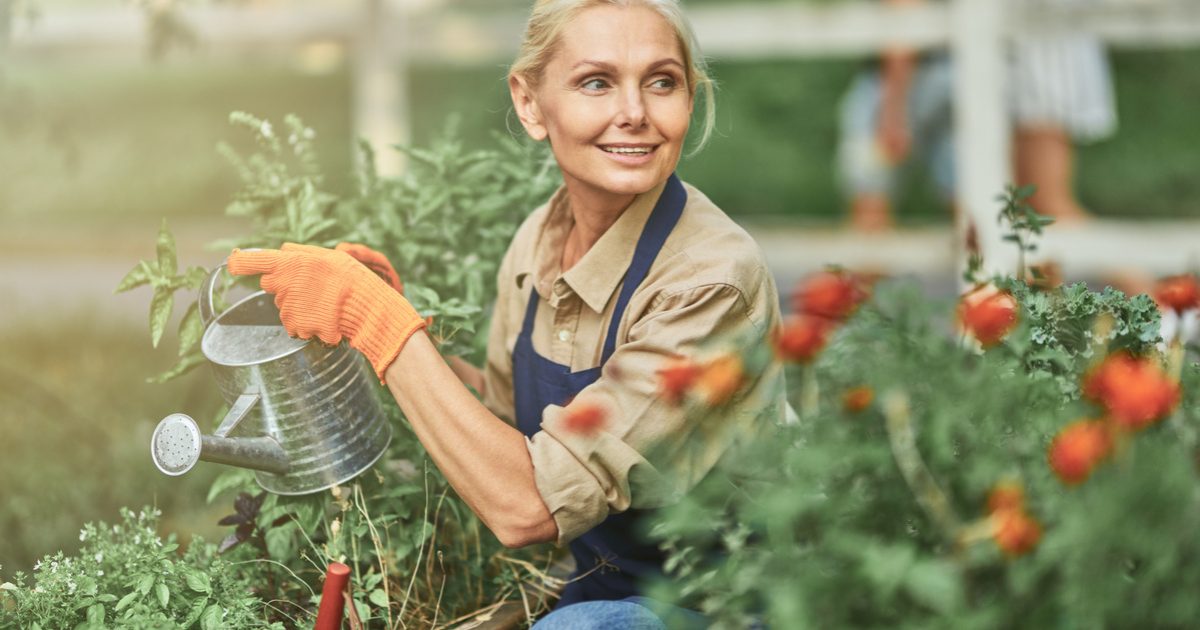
150,262,392,495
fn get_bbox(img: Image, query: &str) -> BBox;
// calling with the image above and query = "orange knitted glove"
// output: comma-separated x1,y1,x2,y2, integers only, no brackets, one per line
335,242,404,293
227,242,426,381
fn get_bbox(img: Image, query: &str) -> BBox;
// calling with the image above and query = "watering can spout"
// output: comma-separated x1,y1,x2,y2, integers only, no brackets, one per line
151,393,290,477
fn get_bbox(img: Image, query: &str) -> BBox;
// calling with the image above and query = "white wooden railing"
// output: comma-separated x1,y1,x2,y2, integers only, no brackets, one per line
8,0,1200,277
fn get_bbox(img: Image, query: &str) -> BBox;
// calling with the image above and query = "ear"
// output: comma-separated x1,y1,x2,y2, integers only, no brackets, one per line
509,74,548,142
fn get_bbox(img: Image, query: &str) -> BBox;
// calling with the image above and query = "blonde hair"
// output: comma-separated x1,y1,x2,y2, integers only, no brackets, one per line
509,0,717,155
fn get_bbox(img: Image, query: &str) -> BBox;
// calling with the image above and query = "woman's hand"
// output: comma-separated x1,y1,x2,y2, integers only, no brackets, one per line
227,242,426,381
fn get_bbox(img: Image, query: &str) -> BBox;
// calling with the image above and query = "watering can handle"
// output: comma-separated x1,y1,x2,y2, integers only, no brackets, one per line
199,250,262,327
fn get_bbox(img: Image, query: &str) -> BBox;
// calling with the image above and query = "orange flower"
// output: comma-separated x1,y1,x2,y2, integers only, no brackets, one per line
774,315,834,363
1048,420,1112,485
842,386,873,413
1083,353,1180,431
1153,274,1200,314
986,482,1025,515
562,403,606,436
656,359,703,405
958,286,1019,348
696,353,744,407
792,270,869,321
992,508,1041,557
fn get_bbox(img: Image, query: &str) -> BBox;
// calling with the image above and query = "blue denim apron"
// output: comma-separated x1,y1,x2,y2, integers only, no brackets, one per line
512,174,687,607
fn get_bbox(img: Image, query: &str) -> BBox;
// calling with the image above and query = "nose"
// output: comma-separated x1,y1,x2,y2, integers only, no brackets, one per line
615,86,647,130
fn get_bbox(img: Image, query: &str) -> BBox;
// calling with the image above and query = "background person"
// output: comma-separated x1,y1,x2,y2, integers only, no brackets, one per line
837,0,1117,232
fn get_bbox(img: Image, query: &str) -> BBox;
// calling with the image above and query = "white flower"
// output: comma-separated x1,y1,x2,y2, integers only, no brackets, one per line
134,535,141,545
33,560,41,571
260,121,273,138
97,570,104,577
49,561,58,573
95,552,103,563
33,586,44,594
67,581,76,594
303,127,315,140
79,529,88,542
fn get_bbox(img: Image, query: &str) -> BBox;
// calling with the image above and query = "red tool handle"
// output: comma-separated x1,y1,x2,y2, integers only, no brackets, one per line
314,562,351,630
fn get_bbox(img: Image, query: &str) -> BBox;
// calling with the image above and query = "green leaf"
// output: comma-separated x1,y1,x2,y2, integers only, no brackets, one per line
206,469,256,504
200,603,224,630
115,590,138,611
86,602,105,623
368,588,389,608
156,219,178,278
137,573,155,596
177,301,204,356
155,581,169,608
149,288,174,349
148,351,205,384
114,261,154,294
183,597,208,627
185,571,212,595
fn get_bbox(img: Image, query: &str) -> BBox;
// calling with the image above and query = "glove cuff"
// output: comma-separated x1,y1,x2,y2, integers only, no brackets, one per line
341,272,427,383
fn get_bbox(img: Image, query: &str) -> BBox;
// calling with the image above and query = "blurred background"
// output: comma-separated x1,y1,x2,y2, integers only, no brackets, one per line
1,0,1198,575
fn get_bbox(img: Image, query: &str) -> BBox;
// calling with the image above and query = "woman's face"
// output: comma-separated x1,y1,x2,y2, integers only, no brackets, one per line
511,5,693,202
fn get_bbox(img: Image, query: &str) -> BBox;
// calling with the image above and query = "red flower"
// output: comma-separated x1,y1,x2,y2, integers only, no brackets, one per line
774,315,834,363
842,386,874,413
562,403,606,436
1083,353,1180,431
958,286,1019,348
656,359,703,405
986,482,1025,515
1153,274,1200,314
991,508,1042,557
1048,420,1112,485
696,353,744,407
792,270,869,321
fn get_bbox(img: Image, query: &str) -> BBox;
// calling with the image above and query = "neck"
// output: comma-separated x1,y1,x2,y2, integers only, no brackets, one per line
559,178,636,272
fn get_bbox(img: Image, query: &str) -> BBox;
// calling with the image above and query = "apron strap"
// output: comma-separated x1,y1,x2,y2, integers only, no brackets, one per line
600,174,688,364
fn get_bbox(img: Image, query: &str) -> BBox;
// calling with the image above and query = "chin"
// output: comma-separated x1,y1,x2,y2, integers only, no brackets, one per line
591,165,673,196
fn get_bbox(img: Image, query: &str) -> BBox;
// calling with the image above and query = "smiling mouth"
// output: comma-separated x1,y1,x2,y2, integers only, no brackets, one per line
599,144,657,155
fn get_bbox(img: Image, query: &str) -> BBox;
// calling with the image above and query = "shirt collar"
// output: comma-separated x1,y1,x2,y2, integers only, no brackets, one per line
515,179,668,314
565,179,668,313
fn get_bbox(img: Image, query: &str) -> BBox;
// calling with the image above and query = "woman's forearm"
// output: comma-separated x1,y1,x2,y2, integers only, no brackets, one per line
384,332,557,547
446,355,487,398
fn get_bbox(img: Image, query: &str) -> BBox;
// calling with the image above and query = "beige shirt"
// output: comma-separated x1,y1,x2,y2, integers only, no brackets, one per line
481,178,787,546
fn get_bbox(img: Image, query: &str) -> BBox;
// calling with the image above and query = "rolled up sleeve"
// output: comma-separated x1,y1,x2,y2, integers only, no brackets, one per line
526,283,785,546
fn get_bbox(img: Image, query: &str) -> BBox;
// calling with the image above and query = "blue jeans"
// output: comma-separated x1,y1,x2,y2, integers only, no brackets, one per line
532,596,709,629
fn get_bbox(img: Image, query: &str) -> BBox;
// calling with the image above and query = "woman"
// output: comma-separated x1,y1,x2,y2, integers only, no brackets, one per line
228,0,786,625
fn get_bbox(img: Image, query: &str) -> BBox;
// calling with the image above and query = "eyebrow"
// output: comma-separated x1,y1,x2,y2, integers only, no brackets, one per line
570,58,686,73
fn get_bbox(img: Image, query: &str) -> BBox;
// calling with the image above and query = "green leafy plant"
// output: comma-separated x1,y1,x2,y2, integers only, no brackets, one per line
105,113,565,627
0,507,278,629
645,194,1199,628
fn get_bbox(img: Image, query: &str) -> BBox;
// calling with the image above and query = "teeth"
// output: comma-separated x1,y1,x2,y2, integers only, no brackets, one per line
602,146,652,154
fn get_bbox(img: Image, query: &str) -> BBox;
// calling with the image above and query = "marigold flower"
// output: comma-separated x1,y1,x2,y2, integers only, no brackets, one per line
1048,420,1112,485
656,358,703,405
792,270,869,320
986,482,1025,515
774,315,833,363
1153,274,1200,314
842,386,874,413
958,286,1019,348
562,403,606,436
1083,353,1180,431
696,353,744,407
991,508,1041,557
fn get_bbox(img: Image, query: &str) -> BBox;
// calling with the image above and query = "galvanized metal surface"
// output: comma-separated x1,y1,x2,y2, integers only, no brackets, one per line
151,263,392,495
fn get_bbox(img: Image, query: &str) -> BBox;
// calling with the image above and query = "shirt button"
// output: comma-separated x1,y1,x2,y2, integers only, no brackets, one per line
557,329,571,342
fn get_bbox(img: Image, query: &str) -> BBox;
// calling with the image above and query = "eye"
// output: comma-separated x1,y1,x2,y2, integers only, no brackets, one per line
648,76,678,91
581,78,610,91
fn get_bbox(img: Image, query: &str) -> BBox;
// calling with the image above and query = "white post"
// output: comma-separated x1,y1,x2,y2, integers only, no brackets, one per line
353,0,410,177
951,0,1014,283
